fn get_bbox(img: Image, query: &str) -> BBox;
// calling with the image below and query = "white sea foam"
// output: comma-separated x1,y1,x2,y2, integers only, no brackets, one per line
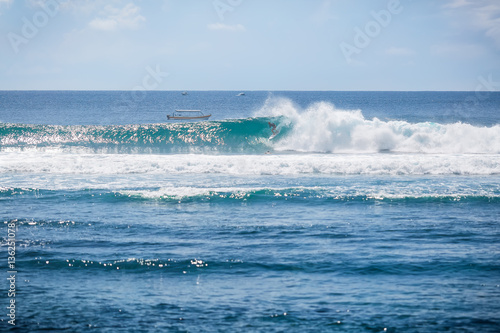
121,186,251,199
0,151,499,176
119,186,500,201
257,97,500,154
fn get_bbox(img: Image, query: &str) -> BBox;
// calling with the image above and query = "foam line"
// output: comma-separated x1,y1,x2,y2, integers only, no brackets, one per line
1,152,499,175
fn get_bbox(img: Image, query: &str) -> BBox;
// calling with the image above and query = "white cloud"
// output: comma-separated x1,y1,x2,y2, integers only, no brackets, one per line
58,0,104,15
385,47,415,56
431,43,485,58
207,23,246,32
89,16,117,31
474,3,500,47
443,0,471,9
444,0,500,48
88,3,145,31
311,0,337,24
7,65,62,76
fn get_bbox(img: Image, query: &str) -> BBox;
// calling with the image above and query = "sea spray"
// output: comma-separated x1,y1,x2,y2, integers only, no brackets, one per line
255,97,500,153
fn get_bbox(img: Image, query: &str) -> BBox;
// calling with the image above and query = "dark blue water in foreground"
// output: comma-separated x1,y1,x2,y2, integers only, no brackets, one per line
1,91,500,332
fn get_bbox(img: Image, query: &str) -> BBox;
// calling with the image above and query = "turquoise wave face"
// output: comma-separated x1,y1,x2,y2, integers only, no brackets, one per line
3,108,500,154
0,117,289,154
2,187,499,204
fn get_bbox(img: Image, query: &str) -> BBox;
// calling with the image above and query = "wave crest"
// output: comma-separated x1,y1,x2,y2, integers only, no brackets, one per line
256,98,500,154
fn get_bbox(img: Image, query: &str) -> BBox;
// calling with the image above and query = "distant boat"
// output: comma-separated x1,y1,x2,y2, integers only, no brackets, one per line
237,92,245,96
181,91,188,95
167,110,211,120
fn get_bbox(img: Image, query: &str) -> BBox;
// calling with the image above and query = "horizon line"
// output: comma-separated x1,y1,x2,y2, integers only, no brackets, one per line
0,89,494,93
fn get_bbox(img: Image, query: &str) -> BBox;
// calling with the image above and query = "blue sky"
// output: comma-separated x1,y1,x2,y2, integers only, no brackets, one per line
1,0,499,90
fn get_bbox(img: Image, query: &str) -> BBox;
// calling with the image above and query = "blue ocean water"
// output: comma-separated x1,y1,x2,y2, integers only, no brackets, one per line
1,91,500,332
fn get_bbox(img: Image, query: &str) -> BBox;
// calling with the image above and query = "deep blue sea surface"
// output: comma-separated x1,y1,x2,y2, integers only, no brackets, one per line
1,91,500,332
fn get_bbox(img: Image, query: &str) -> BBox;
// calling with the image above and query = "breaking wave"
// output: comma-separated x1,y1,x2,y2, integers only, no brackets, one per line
255,97,500,154
2,186,499,204
1,97,499,154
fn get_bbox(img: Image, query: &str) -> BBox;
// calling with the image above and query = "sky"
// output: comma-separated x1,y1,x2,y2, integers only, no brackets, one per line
0,0,499,91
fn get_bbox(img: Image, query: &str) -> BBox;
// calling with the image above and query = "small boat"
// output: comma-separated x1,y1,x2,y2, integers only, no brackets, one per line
167,110,211,120
237,92,245,96
181,91,188,95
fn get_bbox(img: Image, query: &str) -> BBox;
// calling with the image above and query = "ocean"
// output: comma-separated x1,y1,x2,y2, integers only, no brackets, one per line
1,91,500,332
